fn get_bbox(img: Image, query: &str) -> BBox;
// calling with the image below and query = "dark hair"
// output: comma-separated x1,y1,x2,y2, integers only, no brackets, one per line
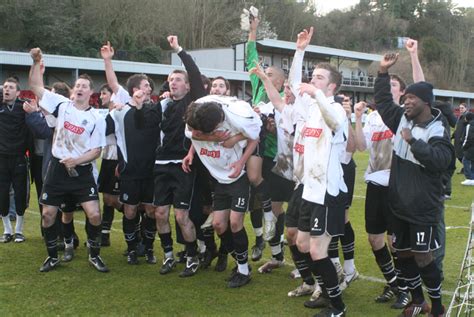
99,84,113,94
390,74,406,91
201,75,211,94
77,74,94,90
148,76,155,94
185,101,224,133
314,63,342,93
4,77,20,90
211,76,230,91
126,74,148,96
52,82,71,98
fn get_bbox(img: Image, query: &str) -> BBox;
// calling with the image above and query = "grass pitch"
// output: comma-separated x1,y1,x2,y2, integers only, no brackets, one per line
1,152,473,316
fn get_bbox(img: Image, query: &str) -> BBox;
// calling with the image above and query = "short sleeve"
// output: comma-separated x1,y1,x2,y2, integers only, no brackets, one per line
40,89,70,114
111,85,131,105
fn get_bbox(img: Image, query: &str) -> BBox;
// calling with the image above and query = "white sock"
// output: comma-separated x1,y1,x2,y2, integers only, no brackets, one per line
165,251,173,259
330,257,341,266
263,211,274,222
15,215,24,234
271,244,282,257
197,239,206,253
254,227,263,237
2,216,12,234
343,259,355,275
238,262,249,275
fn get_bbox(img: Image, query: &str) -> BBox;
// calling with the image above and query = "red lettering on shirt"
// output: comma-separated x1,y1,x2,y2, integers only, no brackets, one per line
371,130,393,142
64,121,85,134
303,127,323,138
294,143,304,154
200,148,220,158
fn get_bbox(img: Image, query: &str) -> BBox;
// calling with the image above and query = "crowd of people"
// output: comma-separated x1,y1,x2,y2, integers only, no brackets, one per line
1,10,470,317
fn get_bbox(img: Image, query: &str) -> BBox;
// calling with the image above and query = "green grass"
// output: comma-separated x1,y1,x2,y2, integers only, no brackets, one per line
1,152,473,316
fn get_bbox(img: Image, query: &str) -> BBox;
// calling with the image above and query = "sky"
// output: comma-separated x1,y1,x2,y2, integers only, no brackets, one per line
315,0,474,15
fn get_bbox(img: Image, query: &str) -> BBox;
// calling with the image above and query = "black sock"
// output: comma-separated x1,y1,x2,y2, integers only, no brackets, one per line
55,212,64,240
250,208,263,240
62,221,74,245
419,261,443,315
158,232,173,255
269,213,285,261
399,256,424,304
373,245,397,287
102,204,114,233
232,228,249,265
392,252,408,293
86,222,101,258
185,240,198,257
311,257,345,311
341,222,355,260
142,215,156,251
134,212,142,245
123,216,137,252
218,227,235,255
202,226,217,252
218,241,228,255
328,236,339,259
255,180,272,213
43,224,58,259
289,245,315,285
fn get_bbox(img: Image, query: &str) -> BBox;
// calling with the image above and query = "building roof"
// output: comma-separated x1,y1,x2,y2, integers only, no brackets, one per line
256,38,383,62
0,50,250,81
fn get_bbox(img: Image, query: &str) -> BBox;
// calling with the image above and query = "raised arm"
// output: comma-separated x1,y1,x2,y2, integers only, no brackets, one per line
100,41,120,94
169,35,206,100
288,27,313,95
249,64,285,111
375,53,405,133
246,16,266,105
29,48,46,100
405,39,425,83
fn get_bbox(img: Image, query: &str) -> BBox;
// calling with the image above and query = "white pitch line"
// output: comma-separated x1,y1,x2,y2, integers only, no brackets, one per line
25,209,122,233
25,208,458,296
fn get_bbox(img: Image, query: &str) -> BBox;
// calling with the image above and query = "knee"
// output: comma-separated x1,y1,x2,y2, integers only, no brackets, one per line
368,234,384,250
230,220,242,233
88,212,101,225
175,212,189,227
212,220,226,235
154,208,167,221
41,212,55,226
286,228,297,245
310,246,326,261
296,236,309,253
247,173,261,186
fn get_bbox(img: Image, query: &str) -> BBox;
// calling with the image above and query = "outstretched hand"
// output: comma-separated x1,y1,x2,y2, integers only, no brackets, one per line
354,101,367,119
296,27,314,51
131,89,146,109
100,41,114,60
167,35,180,51
30,48,42,63
249,63,266,79
405,38,418,54
380,53,399,73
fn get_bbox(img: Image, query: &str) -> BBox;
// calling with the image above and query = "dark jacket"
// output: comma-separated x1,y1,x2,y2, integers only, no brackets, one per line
463,117,474,161
25,111,53,179
153,49,206,161
374,72,455,225
453,113,468,160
